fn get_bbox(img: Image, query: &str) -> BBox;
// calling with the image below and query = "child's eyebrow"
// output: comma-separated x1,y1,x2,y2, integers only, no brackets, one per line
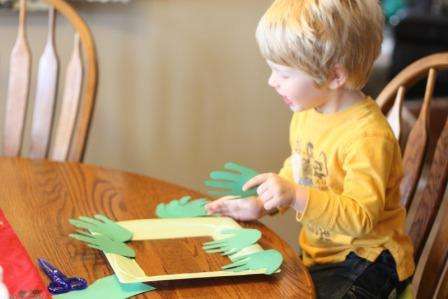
269,65,287,72
267,61,295,75
275,68,293,75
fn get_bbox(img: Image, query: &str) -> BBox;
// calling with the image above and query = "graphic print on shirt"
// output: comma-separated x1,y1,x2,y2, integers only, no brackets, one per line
292,140,329,190
292,139,331,242
306,223,332,242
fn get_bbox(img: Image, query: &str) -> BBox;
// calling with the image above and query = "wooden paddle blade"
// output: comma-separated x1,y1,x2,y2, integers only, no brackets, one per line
386,86,405,141
29,8,59,159
3,0,31,157
51,34,83,161
400,68,436,210
407,117,448,265
417,195,448,298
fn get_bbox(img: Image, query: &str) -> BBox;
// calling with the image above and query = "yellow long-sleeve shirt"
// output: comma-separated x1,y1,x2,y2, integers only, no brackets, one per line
279,97,415,281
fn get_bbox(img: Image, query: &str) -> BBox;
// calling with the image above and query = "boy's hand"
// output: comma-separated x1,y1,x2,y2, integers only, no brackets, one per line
243,173,308,212
205,196,264,221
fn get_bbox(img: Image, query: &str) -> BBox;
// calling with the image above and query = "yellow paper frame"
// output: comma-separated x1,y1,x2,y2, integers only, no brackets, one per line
105,217,278,283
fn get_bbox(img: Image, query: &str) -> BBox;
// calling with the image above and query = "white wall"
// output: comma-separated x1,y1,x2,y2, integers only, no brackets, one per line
0,0,301,250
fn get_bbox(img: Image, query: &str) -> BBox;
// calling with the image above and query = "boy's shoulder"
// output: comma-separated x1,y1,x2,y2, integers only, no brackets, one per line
347,97,397,143
290,97,399,150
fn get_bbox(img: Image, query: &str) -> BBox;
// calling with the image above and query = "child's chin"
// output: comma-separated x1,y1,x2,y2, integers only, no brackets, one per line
289,104,304,112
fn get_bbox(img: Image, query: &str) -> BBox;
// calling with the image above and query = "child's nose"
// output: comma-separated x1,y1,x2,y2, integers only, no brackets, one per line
268,73,278,88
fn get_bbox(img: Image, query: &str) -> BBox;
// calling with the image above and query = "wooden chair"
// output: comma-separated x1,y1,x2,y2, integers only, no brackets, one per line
377,52,448,211
3,0,97,162
376,53,448,298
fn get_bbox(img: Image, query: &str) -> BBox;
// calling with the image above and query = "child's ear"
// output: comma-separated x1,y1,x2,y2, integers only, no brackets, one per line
327,64,348,90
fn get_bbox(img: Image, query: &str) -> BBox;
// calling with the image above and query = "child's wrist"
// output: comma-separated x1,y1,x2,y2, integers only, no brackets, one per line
255,197,268,217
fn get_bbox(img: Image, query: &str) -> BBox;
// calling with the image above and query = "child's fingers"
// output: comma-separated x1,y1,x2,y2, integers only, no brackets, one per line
256,179,275,197
205,196,233,214
216,198,244,218
205,202,223,213
258,187,274,203
207,196,253,220
263,198,278,210
256,188,277,210
224,199,253,220
256,183,267,196
205,204,219,215
242,173,271,191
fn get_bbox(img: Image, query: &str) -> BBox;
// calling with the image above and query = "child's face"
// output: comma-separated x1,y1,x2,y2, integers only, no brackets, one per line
266,60,327,112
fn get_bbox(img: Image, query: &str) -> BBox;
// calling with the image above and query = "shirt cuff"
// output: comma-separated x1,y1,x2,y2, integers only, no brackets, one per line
296,186,327,222
278,170,293,182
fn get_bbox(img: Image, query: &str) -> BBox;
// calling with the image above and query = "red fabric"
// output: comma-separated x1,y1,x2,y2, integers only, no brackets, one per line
0,209,51,299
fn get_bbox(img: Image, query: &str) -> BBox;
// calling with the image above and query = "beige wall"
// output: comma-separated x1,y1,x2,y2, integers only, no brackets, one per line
0,0,301,250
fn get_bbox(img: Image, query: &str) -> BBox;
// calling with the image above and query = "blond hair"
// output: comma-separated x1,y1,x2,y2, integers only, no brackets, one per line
256,0,384,89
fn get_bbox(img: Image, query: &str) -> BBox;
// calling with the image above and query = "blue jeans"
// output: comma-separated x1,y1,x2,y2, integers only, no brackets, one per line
309,251,411,298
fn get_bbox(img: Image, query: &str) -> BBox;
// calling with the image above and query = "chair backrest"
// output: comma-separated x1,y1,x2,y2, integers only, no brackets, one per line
377,52,448,210
2,0,98,162
408,116,448,298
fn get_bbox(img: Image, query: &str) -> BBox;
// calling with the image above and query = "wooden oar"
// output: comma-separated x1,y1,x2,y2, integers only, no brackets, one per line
51,34,83,161
30,7,59,159
3,0,32,157
401,68,436,210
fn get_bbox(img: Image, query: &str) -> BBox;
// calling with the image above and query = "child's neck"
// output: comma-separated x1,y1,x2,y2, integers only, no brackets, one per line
315,88,365,114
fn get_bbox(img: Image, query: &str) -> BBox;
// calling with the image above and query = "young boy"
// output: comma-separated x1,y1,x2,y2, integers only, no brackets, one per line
206,0,415,297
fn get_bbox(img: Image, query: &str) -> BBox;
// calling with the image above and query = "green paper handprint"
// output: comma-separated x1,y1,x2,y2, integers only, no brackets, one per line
54,275,155,299
221,249,283,274
70,230,135,258
156,196,210,218
205,162,259,198
203,228,261,256
69,215,133,243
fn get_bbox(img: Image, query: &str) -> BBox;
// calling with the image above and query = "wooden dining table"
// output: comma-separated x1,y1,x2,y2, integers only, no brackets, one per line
0,157,315,298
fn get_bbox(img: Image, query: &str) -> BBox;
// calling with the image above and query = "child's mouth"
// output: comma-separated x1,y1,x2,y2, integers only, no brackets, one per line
282,96,293,106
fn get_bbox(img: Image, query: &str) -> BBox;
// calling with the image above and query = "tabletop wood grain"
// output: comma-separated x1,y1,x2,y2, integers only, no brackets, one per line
0,157,315,298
